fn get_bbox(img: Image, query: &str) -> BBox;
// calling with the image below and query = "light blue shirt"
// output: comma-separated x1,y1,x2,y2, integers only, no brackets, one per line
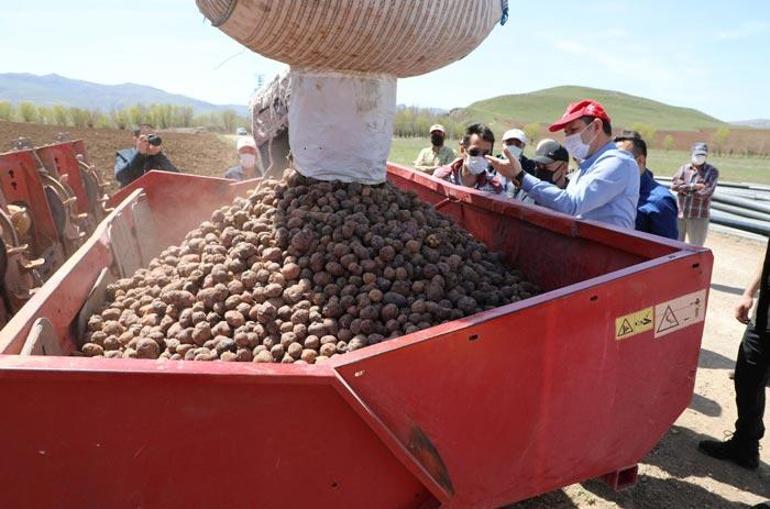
520,142,639,228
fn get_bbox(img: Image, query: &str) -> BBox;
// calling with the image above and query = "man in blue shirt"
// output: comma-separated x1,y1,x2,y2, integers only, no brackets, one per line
614,130,678,239
487,100,639,229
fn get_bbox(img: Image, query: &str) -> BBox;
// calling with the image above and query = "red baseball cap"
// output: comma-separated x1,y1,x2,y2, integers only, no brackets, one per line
548,99,611,132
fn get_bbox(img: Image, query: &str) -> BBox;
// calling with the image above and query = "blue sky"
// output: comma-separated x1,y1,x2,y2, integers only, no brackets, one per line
2,1,769,120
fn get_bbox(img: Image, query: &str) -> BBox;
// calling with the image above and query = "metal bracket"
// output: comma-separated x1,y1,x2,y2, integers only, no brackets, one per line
20,317,63,356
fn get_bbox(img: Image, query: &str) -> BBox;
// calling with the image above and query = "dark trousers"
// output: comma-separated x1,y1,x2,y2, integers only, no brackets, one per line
734,322,770,443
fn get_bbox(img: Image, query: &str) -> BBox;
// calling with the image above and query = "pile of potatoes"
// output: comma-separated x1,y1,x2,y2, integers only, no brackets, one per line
80,172,538,364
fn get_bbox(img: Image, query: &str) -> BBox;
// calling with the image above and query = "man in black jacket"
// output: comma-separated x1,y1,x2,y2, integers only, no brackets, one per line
114,124,179,187
699,239,770,497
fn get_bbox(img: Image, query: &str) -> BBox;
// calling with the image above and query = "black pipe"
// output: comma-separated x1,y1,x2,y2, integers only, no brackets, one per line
710,210,770,236
711,202,770,222
712,188,770,202
711,193,770,215
656,176,770,192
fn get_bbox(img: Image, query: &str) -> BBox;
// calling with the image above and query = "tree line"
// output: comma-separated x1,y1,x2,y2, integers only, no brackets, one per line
393,105,659,150
393,106,754,157
0,101,250,133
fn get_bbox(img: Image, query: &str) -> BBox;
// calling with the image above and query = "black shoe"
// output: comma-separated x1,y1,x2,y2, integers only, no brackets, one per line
698,437,759,470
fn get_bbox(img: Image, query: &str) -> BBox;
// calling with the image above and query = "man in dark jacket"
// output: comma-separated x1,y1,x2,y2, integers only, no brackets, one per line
614,131,678,239
114,124,179,187
698,240,770,487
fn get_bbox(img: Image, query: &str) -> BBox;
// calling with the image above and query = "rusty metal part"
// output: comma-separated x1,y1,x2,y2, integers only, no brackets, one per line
38,171,86,256
0,205,43,322
0,149,66,279
76,154,113,219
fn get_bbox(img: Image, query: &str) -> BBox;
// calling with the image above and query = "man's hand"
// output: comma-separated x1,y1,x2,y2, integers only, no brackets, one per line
694,183,706,191
485,147,523,180
735,295,754,324
136,135,150,155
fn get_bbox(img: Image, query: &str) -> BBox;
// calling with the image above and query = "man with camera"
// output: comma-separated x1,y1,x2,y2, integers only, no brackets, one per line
114,123,179,187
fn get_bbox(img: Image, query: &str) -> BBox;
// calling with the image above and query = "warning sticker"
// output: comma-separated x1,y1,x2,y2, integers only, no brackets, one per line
654,290,707,338
615,307,654,340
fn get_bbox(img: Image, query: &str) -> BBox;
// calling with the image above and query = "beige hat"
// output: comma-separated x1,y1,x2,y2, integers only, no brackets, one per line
237,136,257,151
502,128,528,145
429,124,446,134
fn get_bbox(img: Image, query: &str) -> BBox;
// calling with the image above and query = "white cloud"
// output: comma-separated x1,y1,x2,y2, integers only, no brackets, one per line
717,21,770,40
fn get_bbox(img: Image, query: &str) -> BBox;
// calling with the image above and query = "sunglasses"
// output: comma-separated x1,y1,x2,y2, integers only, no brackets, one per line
467,148,491,157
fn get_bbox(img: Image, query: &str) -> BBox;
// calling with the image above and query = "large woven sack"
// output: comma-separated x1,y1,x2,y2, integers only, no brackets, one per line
197,0,504,77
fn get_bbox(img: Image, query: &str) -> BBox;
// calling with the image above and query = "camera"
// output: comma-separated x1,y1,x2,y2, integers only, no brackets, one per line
146,133,162,147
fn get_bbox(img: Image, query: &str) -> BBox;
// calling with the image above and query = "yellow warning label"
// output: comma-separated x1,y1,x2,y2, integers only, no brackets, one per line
615,307,654,340
654,290,707,338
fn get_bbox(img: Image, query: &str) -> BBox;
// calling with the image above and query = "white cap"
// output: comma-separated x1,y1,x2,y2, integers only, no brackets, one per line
237,136,257,151
502,128,528,145
429,124,446,134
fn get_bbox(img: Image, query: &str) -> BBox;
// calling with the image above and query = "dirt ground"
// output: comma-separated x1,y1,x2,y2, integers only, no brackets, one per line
0,120,237,192
511,230,770,509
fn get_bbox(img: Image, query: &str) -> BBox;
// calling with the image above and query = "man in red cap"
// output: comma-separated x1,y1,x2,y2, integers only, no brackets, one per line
487,99,639,229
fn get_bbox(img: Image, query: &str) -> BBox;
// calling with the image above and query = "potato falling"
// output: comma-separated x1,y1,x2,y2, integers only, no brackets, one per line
80,171,538,364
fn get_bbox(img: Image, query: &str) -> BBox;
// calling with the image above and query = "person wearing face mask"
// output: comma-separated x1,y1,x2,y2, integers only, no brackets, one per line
486,99,639,228
224,136,264,181
671,143,719,246
614,130,678,239
512,139,570,204
501,128,536,176
433,122,504,194
413,124,456,175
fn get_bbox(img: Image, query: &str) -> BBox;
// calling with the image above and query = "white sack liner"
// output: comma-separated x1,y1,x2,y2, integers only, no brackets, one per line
288,69,396,184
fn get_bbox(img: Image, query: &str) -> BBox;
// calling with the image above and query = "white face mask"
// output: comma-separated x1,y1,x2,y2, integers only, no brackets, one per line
505,144,523,159
466,155,488,175
691,154,706,166
563,123,596,161
240,153,257,168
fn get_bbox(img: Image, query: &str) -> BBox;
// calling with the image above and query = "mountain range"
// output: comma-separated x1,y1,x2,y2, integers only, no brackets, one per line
0,73,248,115
2,73,760,132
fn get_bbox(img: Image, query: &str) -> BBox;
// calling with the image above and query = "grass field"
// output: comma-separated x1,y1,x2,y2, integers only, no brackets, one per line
390,137,770,185
460,86,726,133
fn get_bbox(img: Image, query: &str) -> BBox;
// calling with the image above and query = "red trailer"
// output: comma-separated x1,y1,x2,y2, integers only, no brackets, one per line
0,165,713,509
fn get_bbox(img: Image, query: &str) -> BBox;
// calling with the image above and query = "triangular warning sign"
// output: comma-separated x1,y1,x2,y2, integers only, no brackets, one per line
617,318,634,337
657,305,680,333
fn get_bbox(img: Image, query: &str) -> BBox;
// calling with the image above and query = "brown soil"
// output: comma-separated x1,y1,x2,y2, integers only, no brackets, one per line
0,120,238,192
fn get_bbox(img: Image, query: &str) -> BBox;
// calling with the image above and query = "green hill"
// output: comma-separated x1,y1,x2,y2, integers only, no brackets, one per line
455,86,726,132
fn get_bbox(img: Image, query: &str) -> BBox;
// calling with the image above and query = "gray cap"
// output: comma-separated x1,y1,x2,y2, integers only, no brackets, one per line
692,142,708,156
532,138,569,164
